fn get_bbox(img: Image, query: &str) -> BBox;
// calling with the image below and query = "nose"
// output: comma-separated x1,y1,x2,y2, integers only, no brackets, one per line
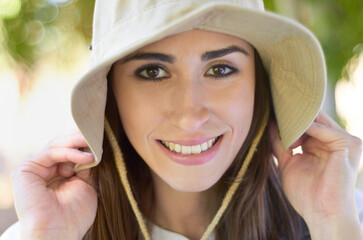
170,79,210,133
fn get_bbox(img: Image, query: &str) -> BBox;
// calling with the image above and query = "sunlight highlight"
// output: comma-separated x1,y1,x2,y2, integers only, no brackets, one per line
0,175,13,209
336,51,363,169
0,0,21,19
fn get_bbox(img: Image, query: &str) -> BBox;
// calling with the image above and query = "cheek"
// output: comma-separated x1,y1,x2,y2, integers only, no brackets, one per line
233,90,255,136
114,83,145,147
114,83,164,152
213,81,255,135
217,82,255,170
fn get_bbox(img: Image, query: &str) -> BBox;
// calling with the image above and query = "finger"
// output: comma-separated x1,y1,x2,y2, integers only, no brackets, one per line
268,121,291,170
305,122,362,167
300,135,331,160
290,133,309,149
21,149,92,181
11,161,58,183
314,112,344,131
58,162,76,178
33,148,94,169
47,132,89,149
305,122,348,148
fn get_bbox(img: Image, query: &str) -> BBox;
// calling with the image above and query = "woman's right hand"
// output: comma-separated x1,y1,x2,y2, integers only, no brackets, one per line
11,131,98,240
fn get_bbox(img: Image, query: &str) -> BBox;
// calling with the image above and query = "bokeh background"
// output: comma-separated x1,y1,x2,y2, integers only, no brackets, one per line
0,0,362,234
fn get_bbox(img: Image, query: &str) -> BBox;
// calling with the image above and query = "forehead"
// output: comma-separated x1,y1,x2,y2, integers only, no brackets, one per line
131,29,254,56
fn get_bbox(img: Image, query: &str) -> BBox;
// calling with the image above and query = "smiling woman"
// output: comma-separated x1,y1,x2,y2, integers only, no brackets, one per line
111,31,256,193
2,0,363,240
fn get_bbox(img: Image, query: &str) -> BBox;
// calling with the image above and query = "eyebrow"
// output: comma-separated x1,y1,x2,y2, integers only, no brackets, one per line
120,45,249,64
121,52,176,64
201,45,250,61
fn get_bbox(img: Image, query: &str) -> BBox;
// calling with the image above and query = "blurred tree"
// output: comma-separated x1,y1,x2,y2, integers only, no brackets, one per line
1,0,361,89
266,0,363,124
0,0,94,91
296,0,363,85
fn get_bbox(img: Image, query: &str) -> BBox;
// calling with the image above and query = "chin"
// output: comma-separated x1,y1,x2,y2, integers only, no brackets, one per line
164,174,221,193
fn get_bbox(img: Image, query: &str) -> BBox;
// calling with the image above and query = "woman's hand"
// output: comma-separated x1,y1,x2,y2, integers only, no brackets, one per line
269,112,363,239
11,131,97,240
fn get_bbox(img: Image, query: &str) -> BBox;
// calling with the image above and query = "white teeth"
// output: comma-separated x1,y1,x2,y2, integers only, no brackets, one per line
169,142,174,151
181,146,192,154
201,142,208,151
174,144,181,153
161,137,219,155
191,145,201,154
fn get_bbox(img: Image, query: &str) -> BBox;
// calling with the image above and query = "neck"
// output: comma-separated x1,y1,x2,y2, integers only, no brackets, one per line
148,172,218,240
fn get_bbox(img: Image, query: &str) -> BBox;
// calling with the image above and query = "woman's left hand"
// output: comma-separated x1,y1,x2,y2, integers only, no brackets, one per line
269,112,363,239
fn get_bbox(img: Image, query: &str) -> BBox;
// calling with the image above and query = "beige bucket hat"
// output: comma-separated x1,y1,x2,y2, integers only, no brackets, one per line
71,0,326,171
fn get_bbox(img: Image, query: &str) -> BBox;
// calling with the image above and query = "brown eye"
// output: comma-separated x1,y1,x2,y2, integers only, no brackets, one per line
137,65,169,80
205,64,237,78
145,66,159,78
213,66,227,76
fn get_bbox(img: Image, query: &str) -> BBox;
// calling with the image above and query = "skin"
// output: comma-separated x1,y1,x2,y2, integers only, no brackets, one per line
11,131,96,239
270,113,363,239
111,30,255,193
111,30,255,238
10,30,363,240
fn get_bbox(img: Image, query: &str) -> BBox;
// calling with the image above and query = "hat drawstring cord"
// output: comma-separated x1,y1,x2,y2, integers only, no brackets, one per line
200,107,269,240
105,105,269,240
105,119,152,240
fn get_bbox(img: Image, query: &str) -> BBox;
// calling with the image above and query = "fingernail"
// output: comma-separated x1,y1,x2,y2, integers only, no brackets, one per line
82,151,94,158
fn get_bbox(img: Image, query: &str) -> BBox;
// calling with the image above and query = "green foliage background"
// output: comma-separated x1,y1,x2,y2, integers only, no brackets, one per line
1,0,362,88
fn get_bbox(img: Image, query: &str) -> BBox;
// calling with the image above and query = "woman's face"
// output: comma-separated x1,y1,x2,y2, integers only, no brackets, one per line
111,30,255,192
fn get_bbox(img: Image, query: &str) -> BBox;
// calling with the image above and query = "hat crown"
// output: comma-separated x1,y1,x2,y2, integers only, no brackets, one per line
92,0,264,51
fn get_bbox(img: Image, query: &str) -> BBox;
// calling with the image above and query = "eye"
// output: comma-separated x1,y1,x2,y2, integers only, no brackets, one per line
204,64,238,78
136,64,169,81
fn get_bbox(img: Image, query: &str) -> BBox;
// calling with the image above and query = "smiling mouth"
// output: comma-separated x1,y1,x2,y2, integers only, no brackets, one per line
159,136,221,155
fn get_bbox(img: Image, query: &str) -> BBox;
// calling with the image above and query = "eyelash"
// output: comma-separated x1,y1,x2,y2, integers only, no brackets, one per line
134,63,239,81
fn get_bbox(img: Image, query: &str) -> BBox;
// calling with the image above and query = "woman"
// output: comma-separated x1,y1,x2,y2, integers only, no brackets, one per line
2,0,363,239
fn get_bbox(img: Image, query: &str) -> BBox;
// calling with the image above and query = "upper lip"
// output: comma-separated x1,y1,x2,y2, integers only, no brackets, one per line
158,135,221,146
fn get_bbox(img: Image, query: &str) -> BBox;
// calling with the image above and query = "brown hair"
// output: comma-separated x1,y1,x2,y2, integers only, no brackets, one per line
84,51,303,240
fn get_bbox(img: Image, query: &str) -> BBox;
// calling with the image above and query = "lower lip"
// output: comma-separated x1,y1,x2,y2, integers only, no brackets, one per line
157,136,222,166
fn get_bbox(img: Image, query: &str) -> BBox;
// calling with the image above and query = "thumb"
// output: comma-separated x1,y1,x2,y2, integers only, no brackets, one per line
268,120,292,171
